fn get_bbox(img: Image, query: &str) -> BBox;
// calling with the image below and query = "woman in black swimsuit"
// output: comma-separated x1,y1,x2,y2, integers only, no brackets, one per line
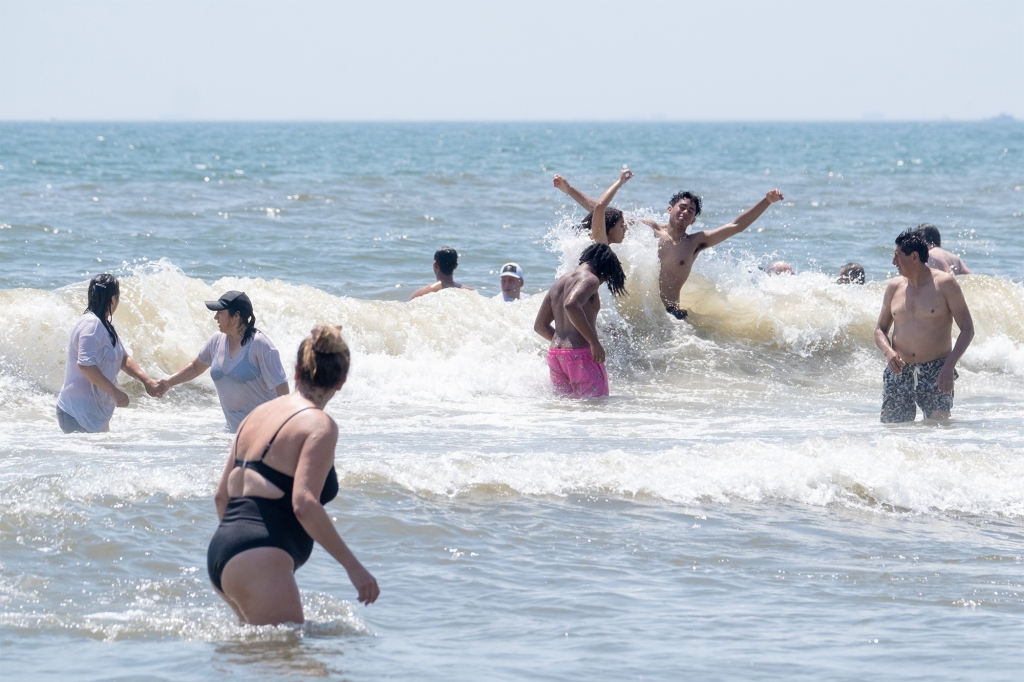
207,325,379,625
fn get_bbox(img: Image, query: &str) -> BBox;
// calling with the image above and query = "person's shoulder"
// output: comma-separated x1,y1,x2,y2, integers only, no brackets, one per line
251,330,277,349
933,269,961,290
459,284,475,291
408,282,440,300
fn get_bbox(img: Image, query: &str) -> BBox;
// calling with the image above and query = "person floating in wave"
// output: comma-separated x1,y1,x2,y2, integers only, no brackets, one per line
874,229,974,423
56,274,165,433
495,262,528,302
408,246,474,300
837,262,866,284
916,224,972,275
162,291,290,432
554,170,784,320
534,240,627,398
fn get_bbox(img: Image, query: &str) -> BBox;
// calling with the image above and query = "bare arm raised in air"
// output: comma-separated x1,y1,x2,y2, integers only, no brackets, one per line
697,189,784,249
553,174,599,212
590,169,633,244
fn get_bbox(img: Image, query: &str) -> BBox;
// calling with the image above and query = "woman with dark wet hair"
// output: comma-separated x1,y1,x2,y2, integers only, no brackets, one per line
56,274,163,433
207,325,379,625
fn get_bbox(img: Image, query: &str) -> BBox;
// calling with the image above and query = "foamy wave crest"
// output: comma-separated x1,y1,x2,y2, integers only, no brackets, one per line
340,436,1024,518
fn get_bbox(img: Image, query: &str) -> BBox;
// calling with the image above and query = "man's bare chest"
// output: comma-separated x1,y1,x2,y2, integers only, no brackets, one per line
658,238,700,269
892,286,947,321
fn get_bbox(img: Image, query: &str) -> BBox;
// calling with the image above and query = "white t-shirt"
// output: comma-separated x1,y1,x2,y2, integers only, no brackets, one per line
198,330,288,432
494,292,530,302
57,313,126,432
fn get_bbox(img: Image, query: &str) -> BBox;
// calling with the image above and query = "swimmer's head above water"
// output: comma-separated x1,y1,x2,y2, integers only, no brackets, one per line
433,247,459,277
668,191,703,230
579,207,626,244
894,228,930,272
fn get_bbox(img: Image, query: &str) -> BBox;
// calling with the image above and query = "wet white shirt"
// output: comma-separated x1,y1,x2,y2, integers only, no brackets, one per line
56,313,126,432
198,331,288,432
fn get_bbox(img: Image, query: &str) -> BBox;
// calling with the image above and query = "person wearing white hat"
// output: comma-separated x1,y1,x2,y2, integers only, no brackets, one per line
495,263,528,302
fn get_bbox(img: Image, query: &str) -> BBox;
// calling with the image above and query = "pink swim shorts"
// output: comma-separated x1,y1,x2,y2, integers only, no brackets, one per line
546,348,609,398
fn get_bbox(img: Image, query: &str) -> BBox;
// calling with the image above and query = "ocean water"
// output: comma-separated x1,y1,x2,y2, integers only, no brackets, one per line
1,121,1022,680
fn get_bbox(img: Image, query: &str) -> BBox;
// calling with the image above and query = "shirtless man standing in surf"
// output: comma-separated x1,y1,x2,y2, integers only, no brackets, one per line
554,173,784,319
874,229,974,423
533,242,627,398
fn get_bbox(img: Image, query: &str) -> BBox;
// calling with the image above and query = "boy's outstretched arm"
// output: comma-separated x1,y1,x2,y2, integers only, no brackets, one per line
699,189,784,249
590,169,633,244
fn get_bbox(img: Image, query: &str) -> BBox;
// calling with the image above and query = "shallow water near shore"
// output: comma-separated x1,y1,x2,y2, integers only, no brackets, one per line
1,121,1022,680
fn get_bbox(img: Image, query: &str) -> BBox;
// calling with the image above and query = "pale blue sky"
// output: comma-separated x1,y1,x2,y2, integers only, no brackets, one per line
1,0,1021,121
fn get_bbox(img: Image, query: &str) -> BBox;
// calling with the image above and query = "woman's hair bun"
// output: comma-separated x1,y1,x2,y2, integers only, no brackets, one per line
297,325,350,388
310,325,346,355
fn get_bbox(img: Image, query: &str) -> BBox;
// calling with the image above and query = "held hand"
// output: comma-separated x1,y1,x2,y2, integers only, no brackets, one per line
936,363,956,394
886,351,906,375
591,342,606,365
113,388,130,408
553,174,571,194
765,189,784,203
145,379,164,398
347,562,380,605
618,168,634,184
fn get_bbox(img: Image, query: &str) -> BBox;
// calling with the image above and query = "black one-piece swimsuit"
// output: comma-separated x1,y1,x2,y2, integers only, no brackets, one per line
207,407,339,592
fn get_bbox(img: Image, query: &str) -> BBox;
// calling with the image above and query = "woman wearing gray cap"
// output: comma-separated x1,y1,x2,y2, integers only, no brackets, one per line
164,291,289,432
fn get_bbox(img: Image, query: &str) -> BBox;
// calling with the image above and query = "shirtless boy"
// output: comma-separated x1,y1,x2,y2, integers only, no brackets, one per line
554,172,783,319
408,246,474,300
533,243,627,398
874,229,974,423
916,224,972,275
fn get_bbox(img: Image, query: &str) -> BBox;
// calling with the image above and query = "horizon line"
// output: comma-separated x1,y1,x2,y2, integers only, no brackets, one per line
0,116,1020,125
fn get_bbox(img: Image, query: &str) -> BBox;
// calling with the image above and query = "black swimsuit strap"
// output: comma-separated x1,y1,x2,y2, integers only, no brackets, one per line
257,406,318,461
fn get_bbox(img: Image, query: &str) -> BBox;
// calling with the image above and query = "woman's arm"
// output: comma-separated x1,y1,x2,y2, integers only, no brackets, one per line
79,363,130,407
591,169,633,244
275,382,290,397
214,438,237,521
121,355,163,397
165,358,210,389
292,418,380,605
553,174,598,212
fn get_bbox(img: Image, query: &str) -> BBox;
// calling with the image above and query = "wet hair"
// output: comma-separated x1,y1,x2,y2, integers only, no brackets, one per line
578,207,624,237
895,229,929,264
85,274,120,346
837,262,866,285
434,247,458,276
296,325,350,389
669,191,702,216
225,295,258,346
916,223,941,247
579,243,627,297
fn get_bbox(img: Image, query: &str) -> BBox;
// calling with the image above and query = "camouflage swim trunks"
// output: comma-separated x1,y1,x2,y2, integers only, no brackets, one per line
880,356,957,423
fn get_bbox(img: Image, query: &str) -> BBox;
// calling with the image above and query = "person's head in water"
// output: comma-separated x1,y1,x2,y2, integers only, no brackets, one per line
668,191,703,229
765,260,794,276
893,228,930,274
205,290,258,346
580,243,627,296
916,223,942,248
86,273,120,345
837,262,866,285
498,262,524,300
295,325,350,393
579,207,626,244
434,247,459,278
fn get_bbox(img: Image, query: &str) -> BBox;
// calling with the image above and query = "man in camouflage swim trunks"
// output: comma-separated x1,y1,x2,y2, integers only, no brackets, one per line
874,229,975,423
